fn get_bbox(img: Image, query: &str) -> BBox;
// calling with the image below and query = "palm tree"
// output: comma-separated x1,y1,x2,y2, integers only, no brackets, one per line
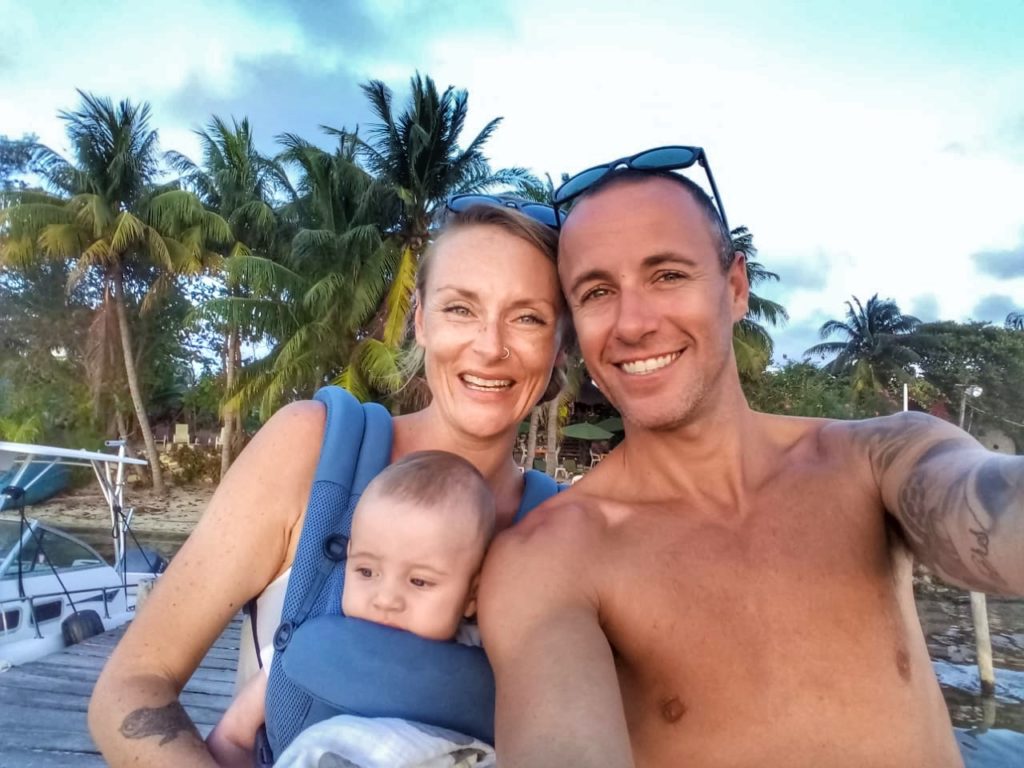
210,130,397,419
805,294,922,395
1007,311,1024,331
166,116,290,475
731,226,787,378
352,74,536,400
0,92,229,493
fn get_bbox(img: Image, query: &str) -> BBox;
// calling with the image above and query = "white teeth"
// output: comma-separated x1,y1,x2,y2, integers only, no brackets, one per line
619,352,681,376
462,374,513,390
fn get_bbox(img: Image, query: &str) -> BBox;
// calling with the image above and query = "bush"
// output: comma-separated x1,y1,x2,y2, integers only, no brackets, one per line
164,444,221,484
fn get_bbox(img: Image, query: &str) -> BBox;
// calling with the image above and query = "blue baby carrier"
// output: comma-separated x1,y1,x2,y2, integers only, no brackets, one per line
258,386,560,764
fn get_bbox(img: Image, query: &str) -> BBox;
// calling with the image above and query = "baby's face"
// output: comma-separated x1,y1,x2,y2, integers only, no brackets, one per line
342,495,485,641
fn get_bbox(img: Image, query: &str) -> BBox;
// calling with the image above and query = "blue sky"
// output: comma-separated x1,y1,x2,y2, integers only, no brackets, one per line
2,0,1023,362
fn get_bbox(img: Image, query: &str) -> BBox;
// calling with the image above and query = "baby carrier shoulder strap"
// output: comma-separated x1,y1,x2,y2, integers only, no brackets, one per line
260,386,391,762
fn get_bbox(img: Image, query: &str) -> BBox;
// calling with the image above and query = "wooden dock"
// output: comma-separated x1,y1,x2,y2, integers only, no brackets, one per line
0,618,240,767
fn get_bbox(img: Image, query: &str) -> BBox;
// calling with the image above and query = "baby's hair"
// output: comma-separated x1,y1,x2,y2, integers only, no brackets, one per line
364,450,496,543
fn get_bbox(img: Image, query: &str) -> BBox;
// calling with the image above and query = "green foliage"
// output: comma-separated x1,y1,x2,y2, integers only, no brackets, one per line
745,361,895,419
914,321,1024,449
166,444,221,483
0,73,793,449
0,133,37,191
806,294,922,397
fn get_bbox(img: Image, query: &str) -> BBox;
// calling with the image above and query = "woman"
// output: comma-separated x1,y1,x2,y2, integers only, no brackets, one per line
89,201,567,767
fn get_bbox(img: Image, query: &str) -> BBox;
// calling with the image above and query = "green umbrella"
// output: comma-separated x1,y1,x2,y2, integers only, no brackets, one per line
596,416,623,432
562,422,614,441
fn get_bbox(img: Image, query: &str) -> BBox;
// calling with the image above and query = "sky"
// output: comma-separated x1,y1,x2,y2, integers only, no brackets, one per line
2,0,1023,363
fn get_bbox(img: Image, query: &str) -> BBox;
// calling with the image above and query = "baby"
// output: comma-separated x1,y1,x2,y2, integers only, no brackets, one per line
207,450,496,767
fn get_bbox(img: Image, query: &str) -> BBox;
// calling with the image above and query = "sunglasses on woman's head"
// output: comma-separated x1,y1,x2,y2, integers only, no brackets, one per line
552,145,729,231
445,194,561,230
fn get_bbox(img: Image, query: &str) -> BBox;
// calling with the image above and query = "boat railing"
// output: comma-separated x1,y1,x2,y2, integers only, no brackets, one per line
0,582,142,639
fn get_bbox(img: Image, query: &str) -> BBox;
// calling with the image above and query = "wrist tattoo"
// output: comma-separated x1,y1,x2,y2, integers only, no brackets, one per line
119,701,202,746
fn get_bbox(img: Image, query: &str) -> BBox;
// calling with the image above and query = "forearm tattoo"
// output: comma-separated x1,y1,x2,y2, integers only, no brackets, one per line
855,413,1024,593
119,701,202,746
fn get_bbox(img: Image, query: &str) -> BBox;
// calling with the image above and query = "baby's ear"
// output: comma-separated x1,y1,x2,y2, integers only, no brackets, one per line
463,573,481,619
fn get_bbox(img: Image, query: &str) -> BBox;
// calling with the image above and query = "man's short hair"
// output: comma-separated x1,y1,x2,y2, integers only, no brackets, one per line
363,450,496,542
569,168,736,271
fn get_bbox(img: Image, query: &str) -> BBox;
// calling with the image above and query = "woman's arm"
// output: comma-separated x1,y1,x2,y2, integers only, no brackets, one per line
207,672,268,768
88,401,326,768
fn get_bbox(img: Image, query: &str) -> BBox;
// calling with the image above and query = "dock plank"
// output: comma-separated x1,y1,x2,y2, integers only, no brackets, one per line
0,617,242,766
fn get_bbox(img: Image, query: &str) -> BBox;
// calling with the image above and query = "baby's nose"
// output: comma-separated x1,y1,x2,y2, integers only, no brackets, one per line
372,588,404,612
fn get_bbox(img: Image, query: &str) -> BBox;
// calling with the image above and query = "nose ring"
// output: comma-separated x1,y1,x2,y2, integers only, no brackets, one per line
501,346,510,360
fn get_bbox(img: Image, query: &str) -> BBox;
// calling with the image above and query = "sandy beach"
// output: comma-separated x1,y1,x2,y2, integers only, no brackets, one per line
20,481,215,560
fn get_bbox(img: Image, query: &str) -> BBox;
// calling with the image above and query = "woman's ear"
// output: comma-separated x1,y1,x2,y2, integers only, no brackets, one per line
463,573,481,619
413,291,425,347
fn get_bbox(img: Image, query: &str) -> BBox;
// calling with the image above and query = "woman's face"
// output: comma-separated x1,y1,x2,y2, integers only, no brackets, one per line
415,224,563,442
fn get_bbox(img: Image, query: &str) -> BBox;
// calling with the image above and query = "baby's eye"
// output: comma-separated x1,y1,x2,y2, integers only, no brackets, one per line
410,577,434,588
355,567,373,578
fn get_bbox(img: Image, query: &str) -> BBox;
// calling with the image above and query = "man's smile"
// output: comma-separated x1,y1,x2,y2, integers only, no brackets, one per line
616,351,682,376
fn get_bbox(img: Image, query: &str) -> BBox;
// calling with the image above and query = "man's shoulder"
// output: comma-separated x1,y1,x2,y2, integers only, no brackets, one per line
499,489,610,555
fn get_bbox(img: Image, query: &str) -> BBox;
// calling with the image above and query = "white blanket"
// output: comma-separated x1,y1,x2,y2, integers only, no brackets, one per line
274,715,495,768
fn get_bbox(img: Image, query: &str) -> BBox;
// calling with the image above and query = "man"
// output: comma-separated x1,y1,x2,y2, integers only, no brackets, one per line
478,160,1024,767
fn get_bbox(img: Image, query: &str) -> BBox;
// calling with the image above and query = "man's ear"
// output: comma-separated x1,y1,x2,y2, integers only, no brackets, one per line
463,573,481,619
413,291,425,347
728,253,750,323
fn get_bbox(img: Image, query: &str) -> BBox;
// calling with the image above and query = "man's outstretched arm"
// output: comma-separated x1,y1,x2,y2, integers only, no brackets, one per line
852,411,1024,595
478,504,634,768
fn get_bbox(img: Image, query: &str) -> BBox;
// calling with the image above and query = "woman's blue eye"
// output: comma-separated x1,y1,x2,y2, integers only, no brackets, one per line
444,305,471,316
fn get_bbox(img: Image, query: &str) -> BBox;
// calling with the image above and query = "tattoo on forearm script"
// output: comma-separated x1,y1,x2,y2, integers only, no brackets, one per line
119,702,202,746
854,413,1023,594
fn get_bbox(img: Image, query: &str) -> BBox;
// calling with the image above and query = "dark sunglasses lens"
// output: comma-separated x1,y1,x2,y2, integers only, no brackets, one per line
554,166,609,204
448,194,498,212
520,203,559,228
631,147,698,171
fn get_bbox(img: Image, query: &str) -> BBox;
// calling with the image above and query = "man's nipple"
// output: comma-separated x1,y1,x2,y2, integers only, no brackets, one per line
660,695,687,724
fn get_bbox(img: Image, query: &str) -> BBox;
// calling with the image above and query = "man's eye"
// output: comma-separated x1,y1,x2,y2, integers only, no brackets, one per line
410,578,433,588
580,286,610,303
657,271,687,283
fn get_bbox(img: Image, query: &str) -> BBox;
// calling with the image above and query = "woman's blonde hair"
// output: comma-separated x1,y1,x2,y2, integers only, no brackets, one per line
405,203,571,403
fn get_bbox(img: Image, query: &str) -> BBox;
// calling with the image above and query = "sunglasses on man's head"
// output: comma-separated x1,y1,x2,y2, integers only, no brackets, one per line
445,194,561,230
552,145,729,232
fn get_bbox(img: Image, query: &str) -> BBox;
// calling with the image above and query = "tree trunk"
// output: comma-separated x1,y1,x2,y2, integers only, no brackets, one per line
112,271,165,495
545,396,560,477
524,406,540,470
220,326,238,479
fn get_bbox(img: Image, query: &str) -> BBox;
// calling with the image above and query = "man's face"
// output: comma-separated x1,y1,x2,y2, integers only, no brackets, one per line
558,178,749,431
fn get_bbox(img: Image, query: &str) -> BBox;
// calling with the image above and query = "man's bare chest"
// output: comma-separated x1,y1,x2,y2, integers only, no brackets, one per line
595,473,900,671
